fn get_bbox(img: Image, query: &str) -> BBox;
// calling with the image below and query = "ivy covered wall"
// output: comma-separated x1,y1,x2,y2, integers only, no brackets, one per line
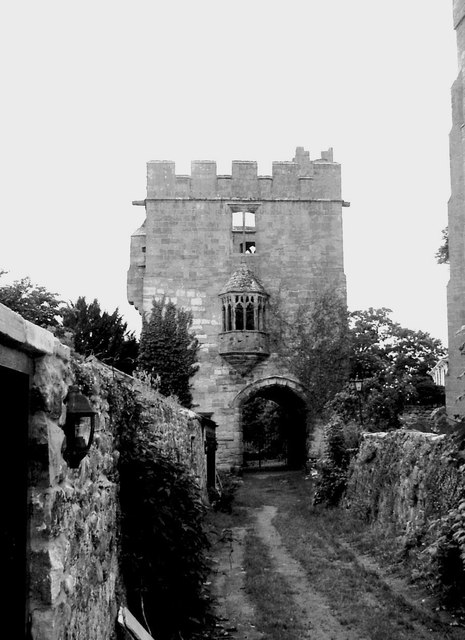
23,329,208,639
345,431,462,529
345,430,465,603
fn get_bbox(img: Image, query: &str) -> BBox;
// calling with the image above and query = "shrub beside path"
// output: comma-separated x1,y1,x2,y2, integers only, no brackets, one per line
206,470,464,640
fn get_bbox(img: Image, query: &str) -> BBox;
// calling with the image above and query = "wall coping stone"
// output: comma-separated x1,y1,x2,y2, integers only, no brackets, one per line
0,303,70,360
360,430,446,443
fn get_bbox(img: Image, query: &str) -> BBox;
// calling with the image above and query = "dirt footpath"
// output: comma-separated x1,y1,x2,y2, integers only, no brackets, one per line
207,470,464,640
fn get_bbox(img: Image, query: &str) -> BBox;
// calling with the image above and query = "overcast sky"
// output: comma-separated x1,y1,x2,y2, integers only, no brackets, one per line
0,1,458,345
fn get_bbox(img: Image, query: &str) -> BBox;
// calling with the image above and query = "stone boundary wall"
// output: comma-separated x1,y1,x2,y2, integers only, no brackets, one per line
0,303,209,640
345,431,465,539
30,354,208,640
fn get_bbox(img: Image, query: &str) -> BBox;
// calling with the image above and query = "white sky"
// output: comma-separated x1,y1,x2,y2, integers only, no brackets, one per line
0,1,458,345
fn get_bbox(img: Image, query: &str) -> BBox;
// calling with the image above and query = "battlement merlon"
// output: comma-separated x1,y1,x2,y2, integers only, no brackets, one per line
142,147,344,201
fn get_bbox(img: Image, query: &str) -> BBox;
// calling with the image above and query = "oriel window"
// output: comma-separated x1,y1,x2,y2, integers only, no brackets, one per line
220,293,267,332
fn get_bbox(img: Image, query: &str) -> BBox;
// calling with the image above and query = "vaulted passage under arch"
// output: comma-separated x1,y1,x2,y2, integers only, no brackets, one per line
235,379,308,470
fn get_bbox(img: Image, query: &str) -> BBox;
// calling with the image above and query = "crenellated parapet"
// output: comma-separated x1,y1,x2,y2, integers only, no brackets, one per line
145,147,341,200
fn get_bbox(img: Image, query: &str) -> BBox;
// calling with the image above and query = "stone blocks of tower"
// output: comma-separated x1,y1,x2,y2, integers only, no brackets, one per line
231,161,258,198
147,161,176,197
142,148,341,201
447,4,465,418
128,146,347,469
454,1,465,36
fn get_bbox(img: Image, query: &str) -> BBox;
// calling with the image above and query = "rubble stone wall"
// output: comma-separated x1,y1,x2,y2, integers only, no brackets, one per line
345,430,465,538
29,353,208,640
0,304,208,640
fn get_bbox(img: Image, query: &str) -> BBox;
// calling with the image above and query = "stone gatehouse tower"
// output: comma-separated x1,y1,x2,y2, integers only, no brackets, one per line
128,146,348,469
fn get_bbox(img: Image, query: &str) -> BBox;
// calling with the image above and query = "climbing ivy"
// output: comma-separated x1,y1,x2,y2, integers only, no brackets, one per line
422,436,465,609
108,382,212,639
313,417,357,507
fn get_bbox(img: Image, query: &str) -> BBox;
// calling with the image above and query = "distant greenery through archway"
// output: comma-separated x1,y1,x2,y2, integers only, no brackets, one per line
242,391,307,469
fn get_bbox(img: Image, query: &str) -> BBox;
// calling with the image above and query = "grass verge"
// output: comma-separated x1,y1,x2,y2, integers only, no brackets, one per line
204,470,465,639
243,529,307,640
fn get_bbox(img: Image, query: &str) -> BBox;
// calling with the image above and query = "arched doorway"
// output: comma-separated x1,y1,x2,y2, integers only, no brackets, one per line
233,377,308,470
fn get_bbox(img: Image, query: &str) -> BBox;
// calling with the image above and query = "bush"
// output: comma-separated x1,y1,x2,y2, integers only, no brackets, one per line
119,432,211,638
114,385,211,639
425,496,465,610
313,418,359,507
208,471,242,513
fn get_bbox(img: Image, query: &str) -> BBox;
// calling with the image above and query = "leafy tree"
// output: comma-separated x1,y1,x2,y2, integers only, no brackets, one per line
0,271,65,330
332,308,446,429
62,296,138,374
436,227,449,265
138,297,199,407
286,289,350,421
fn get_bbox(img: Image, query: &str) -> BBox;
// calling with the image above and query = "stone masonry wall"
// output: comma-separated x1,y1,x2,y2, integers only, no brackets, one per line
447,1,465,417
345,431,465,539
29,351,208,640
0,302,210,640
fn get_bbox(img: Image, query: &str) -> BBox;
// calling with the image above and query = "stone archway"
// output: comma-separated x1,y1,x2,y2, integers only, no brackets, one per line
232,376,308,469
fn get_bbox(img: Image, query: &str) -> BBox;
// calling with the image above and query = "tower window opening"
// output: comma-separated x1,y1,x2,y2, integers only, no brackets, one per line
235,300,244,330
246,297,255,329
227,302,232,331
232,211,255,230
240,242,256,254
258,298,264,331
232,210,257,254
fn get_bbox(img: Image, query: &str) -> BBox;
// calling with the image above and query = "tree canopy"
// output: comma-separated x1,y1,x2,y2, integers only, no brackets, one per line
0,270,138,374
332,307,446,428
0,271,65,329
138,297,199,407
286,289,350,421
435,227,449,265
62,296,138,374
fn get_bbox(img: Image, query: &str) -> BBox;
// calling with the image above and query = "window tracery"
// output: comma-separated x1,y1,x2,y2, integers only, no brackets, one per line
221,293,267,332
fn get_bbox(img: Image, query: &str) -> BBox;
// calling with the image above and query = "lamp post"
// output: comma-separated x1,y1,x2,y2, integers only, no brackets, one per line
350,377,364,427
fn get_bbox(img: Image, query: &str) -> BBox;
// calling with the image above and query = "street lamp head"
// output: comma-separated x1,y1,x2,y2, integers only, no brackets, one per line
63,385,98,468
350,378,363,393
